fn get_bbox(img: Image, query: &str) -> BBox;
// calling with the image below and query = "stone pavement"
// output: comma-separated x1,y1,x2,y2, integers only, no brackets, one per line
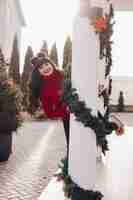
39,113,133,200
0,120,66,200
39,177,66,200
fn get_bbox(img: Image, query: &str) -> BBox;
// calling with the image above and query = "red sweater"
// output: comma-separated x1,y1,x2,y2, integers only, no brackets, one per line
40,70,69,119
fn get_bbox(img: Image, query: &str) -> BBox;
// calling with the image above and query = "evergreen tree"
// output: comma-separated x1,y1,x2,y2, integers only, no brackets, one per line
64,63,71,80
40,40,48,57
21,46,34,110
0,49,8,82
9,35,20,84
49,43,59,66
0,48,22,133
62,36,72,79
118,91,125,112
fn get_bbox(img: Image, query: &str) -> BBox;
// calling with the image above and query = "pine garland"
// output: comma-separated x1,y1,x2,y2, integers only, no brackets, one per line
61,80,118,147
99,88,109,108
56,158,104,200
98,2,115,152
56,1,115,199
99,4,115,77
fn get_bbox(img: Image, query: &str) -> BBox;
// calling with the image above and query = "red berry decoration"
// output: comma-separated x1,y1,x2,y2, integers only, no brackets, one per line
116,126,124,136
94,17,107,32
56,175,64,182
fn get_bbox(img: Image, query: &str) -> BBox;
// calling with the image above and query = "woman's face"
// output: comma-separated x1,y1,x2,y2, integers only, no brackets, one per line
7,78,14,87
38,62,54,76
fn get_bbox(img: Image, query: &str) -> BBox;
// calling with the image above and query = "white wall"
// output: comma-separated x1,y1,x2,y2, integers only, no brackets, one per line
0,0,22,62
111,12,133,77
112,0,133,11
111,76,133,105
0,0,7,53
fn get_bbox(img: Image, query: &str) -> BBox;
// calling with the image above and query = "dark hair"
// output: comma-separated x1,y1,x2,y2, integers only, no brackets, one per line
28,67,43,114
31,53,56,69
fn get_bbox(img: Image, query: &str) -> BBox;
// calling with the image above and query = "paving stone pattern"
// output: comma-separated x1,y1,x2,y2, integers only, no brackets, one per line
0,120,66,200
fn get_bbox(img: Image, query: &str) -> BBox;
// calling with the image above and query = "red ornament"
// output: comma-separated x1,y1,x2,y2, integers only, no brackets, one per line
56,175,64,182
116,126,124,136
94,17,107,32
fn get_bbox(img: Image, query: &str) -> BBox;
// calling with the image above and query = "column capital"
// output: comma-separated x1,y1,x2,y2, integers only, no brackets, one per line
79,0,91,17
79,0,104,19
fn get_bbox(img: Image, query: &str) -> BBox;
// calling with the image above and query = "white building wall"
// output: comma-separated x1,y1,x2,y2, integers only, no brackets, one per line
111,76,133,105
0,0,22,61
0,0,7,52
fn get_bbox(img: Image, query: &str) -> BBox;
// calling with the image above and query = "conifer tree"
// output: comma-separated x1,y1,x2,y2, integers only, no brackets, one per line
21,46,34,110
49,43,59,66
62,36,72,71
9,35,20,84
0,48,22,132
40,40,48,57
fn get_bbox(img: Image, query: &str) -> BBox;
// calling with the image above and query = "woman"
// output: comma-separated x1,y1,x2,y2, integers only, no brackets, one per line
30,53,70,155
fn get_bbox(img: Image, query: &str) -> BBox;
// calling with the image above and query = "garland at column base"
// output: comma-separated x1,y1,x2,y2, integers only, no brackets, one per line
55,158,104,200
71,187,103,200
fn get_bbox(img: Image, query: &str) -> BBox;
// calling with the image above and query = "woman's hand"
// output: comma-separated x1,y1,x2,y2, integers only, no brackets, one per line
35,109,46,119
58,90,63,96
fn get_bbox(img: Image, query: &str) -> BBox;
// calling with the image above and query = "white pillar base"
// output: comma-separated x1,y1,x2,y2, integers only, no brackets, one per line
69,114,97,190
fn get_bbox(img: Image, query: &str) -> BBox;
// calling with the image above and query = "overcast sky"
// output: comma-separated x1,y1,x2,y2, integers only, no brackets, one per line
20,1,133,76
20,0,78,70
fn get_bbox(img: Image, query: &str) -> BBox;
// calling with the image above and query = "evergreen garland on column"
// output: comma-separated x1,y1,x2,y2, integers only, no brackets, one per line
99,4,115,77
56,1,116,199
61,80,118,147
97,2,115,154
56,158,104,200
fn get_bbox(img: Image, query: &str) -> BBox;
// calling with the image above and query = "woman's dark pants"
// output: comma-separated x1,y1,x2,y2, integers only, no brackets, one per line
0,133,12,162
63,117,70,158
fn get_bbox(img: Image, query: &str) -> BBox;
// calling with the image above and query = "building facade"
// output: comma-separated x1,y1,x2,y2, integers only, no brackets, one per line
0,0,25,61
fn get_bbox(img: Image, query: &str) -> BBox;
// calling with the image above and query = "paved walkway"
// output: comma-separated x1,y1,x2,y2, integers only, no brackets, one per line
40,113,133,200
95,113,133,199
0,113,133,200
0,120,66,200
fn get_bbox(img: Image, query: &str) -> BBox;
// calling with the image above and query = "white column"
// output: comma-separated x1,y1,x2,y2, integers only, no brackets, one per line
69,1,99,190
